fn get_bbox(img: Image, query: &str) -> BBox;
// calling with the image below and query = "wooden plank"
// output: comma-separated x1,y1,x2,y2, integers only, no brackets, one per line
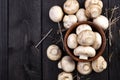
108,0,120,80
42,0,65,80
42,0,109,80
9,0,42,80
0,0,8,80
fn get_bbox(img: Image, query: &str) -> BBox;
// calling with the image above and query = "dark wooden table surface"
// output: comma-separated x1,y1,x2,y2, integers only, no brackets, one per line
0,0,120,80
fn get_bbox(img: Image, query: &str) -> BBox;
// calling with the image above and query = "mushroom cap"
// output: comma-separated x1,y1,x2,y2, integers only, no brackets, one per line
92,32,102,50
92,56,107,73
77,30,96,46
49,5,63,22
76,24,92,35
67,33,78,49
85,4,102,18
63,0,79,14
77,62,92,75
59,56,75,72
58,72,73,80
85,0,103,9
93,15,109,30
85,0,91,8
74,46,96,57
76,8,88,22
63,15,77,29
47,45,62,61
91,0,103,8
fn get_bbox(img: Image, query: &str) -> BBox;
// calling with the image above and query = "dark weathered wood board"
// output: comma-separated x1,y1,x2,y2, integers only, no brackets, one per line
0,0,8,80
0,0,120,80
108,0,120,80
9,0,42,80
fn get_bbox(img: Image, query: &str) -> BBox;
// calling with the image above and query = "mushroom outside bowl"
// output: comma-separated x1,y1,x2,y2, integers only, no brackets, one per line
64,21,106,62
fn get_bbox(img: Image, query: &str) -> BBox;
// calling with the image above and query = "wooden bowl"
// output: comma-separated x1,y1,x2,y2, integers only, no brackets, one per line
64,21,106,62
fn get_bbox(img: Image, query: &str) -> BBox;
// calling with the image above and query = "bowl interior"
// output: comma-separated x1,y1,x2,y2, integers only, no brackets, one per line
64,21,106,62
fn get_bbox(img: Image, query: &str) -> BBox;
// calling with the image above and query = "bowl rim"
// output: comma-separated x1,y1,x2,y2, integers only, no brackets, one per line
64,21,106,62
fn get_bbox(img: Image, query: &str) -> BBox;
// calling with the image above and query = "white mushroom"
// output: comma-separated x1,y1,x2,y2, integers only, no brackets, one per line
93,15,109,30
58,72,73,80
92,32,102,50
73,46,96,60
67,33,78,49
76,24,92,35
63,0,79,15
49,6,64,22
92,56,107,73
47,45,62,61
58,56,75,72
85,4,102,18
77,30,95,46
77,62,92,75
63,15,77,29
85,0,103,9
76,8,88,22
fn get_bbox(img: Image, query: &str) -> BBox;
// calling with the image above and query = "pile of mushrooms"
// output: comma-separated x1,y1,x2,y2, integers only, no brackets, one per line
68,24,101,60
47,0,108,80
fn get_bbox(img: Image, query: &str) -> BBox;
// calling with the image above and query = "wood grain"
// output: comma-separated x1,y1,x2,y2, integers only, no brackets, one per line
9,0,42,80
0,0,119,80
0,0,8,80
108,0,120,80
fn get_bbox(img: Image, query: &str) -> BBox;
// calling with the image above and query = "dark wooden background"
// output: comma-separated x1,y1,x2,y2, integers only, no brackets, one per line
0,0,120,80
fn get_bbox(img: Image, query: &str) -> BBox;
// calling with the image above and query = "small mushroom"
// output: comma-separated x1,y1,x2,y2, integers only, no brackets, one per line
76,8,88,22
58,72,73,80
76,24,92,35
49,5,64,22
63,0,79,15
58,56,75,72
85,0,103,9
63,15,77,29
92,56,107,73
77,30,95,46
85,4,102,18
93,15,109,30
77,62,92,75
92,32,102,50
47,45,62,61
74,46,96,60
67,33,78,49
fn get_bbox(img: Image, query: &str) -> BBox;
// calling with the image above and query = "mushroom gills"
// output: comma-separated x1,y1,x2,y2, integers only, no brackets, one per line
58,72,73,80
77,62,92,75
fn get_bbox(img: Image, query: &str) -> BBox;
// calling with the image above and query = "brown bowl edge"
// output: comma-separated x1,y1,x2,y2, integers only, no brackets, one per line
64,21,106,62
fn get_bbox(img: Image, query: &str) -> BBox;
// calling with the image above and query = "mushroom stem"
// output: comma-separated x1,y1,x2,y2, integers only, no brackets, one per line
58,61,62,69
58,72,73,80
51,49,58,55
83,64,90,71
79,54,88,60
47,45,62,61
74,46,96,60
77,62,92,75
101,61,107,69
64,77,69,80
